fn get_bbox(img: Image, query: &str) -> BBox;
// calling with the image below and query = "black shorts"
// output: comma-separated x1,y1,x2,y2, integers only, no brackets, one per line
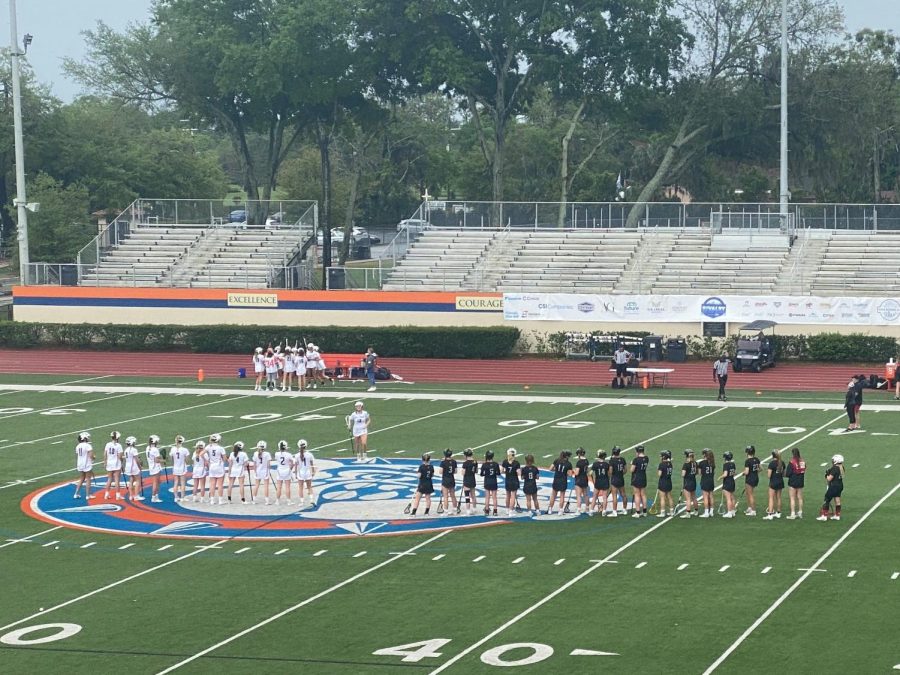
723,478,735,493
769,479,784,491
825,485,843,501
616,363,628,377
631,476,647,489
463,477,476,489
788,476,805,489
595,481,609,491
442,479,455,489
611,476,625,488
575,478,588,489
746,474,759,488
505,480,520,493
700,478,714,492
523,481,538,495
683,481,696,493
552,478,568,492
484,481,498,492
418,482,433,495
658,480,672,493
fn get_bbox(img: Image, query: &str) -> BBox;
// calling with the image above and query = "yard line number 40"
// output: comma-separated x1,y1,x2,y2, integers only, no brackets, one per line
374,638,617,667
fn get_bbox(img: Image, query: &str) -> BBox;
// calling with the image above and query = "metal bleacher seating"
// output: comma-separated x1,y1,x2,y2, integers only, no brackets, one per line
382,230,499,291
809,231,900,295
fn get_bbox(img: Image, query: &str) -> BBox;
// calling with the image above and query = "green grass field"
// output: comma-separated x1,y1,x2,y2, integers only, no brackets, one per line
0,374,897,674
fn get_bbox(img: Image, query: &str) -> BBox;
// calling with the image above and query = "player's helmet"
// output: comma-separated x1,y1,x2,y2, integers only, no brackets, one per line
234,441,244,451
684,449,694,457
355,401,364,409
832,454,844,464
125,436,137,447
174,435,185,444
307,343,314,349
443,449,452,458
598,450,607,459
507,447,517,457
575,447,585,456
635,444,645,453
422,453,430,461
278,440,288,452
723,451,733,461
194,440,205,449
611,446,621,456
78,431,91,442
661,450,672,459
745,445,755,455
256,440,267,450
148,435,160,446
110,431,121,441
485,450,495,460
771,449,779,458
463,448,473,457
210,433,222,444
297,439,308,450
255,347,263,353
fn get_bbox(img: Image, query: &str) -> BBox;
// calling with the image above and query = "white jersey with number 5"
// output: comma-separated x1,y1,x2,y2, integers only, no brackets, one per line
207,444,225,478
75,442,93,472
104,442,122,472
349,410,370,438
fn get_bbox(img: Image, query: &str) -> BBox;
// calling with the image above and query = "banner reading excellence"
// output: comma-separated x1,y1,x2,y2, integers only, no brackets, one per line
502,293,900,327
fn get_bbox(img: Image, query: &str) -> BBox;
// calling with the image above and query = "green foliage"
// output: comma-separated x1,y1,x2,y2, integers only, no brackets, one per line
805,333,897,363
0,322,520,359
18,174,93,263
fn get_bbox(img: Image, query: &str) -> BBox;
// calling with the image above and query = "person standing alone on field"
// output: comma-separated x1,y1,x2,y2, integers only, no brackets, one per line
364,346,378,392
713,354,731,401
613,344,632,389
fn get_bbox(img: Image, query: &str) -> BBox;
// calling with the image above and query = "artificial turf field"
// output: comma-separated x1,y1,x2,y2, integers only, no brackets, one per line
0,373,897,674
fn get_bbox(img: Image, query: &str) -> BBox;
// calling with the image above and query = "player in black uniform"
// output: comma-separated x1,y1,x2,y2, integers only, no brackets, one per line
461,448,478,515
719,451,737,518
572,448,590,514
608,446,628,516
546,450,573,516
630,445,650,518
410,453,434,516
439,449,459,515
480,450,500,516
680,450,698,518
655,450,674,517
785,447,806,519
816,454,845,521
763,450,785,520
742,445,760,516
698,449,716,518
589,450,610,516
501,448,521,517
521,454,540,515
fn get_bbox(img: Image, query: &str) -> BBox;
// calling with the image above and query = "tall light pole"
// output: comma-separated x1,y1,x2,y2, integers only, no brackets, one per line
779,0,789,223
9,0,30,284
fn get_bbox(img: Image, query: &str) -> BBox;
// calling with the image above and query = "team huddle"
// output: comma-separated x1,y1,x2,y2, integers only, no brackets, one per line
407,445,847,522
252,342,331,392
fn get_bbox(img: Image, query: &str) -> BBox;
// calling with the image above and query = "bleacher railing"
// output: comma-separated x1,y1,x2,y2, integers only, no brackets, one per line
413,200,900,231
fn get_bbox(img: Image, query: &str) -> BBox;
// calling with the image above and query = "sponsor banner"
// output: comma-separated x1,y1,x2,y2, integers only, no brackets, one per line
455,295,503,312
503,293,900,326
227,292,279,308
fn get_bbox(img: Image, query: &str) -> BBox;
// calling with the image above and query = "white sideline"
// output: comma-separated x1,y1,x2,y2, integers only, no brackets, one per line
703,479,900,674
1,383,899,412
428,412,847,674
155,530,451,674
0,538,231,633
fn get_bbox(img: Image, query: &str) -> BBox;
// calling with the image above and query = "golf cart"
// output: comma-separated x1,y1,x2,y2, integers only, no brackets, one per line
733,320,777,373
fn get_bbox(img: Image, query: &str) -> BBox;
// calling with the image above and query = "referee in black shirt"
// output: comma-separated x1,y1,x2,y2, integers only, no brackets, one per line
713,354,731,401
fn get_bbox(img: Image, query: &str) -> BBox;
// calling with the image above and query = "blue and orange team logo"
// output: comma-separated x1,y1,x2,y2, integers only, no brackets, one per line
23,458,579,540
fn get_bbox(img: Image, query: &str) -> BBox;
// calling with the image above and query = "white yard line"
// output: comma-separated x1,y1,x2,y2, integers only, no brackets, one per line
0,526,63,550
156,529,451,674
702,479,900,674
0,392,135,425
0,537,232,633
428,411,846,675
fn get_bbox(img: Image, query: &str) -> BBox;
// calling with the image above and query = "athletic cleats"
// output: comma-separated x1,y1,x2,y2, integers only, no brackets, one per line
631,512,641,518
699,512,711,518
763,513,775,520
151,496,162,503
816,514,828,521
367,386,377,392
135,495,145,501
86,494,94,500
744,509,756,516
679,512,691,519
656,512,666,518
608,511,617,518
786,514,798,520
830,515,841,521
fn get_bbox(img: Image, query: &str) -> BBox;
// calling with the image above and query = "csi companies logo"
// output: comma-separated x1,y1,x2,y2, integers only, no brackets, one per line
577,302,595,314
227,292,278,308
877,299,900,322
456,295,502,311
701,297,726,319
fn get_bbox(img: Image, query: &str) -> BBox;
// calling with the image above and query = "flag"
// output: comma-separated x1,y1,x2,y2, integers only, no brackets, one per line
616,172,623,191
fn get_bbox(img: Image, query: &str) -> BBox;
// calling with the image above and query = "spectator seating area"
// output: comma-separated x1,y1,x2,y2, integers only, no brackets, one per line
809,231,900,295
79,225,302,288
382,230,500,291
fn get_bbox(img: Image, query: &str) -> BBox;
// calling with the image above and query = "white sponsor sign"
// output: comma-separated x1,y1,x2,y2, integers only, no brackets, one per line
503,293,900,326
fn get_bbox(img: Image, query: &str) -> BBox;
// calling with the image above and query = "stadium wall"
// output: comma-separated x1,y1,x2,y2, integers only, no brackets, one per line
11,286,900,339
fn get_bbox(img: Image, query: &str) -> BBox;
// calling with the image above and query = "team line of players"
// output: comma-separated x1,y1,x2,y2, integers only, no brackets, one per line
409,445,847,523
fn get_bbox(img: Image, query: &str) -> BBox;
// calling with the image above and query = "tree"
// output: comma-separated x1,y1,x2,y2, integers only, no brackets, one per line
19,173,92,263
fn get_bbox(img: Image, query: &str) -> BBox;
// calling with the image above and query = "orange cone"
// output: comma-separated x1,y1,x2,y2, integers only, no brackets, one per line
197,368,205,383
642,375,649,390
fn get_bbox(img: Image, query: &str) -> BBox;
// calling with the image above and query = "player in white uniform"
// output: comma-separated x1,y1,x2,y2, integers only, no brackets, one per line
252,440,273,504
264,349,278,391
306,344,322,389
103,431,124,500
274,440,294,505
252,347,265,391
293,439,317,507
347,401,371,461
146,435,164,503
170,435,190,502
74,431,95,499
282,347,296,391
295,347,307,391
316,345,334,386
206,433,227,504
191,440,208,502
226,442,251,503
123,436,143,500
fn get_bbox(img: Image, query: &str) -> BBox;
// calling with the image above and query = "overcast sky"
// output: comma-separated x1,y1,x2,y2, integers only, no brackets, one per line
8,0,900,101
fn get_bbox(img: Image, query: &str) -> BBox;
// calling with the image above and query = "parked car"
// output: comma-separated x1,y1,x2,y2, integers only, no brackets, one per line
228,209,247,224
397,218,430,233
352,226,380,244
265,211,284,226
316,228,353,245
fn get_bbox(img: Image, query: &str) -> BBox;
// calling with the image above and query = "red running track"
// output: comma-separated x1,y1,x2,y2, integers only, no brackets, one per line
0,349,880,393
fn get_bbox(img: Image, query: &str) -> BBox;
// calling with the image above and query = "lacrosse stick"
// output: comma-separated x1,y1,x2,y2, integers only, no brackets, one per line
648,489,660,515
